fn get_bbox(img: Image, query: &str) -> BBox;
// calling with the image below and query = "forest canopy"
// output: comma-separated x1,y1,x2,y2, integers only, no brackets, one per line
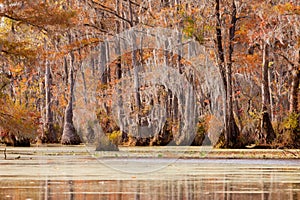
0,0,299,148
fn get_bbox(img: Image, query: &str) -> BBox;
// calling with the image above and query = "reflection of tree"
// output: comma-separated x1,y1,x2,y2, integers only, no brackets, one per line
134,181,141,200
1,173,300,199
224,174,232,200
68,180,75,200
43,179,50,200
292,183,300,199
116,180,123,200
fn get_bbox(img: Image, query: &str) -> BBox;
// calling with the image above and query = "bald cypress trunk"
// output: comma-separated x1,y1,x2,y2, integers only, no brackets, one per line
226,0,239,147
260,43,275,144
61,53,81,145
215,0,240,148
44,56,57,143
288,51,300,147
289,51,300,114
61,38,81,145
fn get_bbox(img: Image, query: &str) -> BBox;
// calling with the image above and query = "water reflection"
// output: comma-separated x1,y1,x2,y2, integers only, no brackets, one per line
1,172,299,200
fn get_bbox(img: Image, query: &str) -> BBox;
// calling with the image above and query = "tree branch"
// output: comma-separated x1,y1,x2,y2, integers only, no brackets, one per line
275,52,295,67
83,23,110,34
122,0,155,19
1,14,48,33
89,0,132,25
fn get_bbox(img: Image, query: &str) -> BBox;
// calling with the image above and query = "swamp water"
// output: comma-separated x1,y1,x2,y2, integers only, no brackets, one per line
0,146,299,200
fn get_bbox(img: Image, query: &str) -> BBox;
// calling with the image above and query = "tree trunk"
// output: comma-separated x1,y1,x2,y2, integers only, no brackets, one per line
44,59,57,143
128,0,141,111
115,0,126,141
215,0,227,147
289,51,300,113
225,0,240,147
128,0,142,140
288,51,300,147
215,0,226,88
289,69,299,113
177,29,183,74
260,43,275,144
215,0,239,148
268,66,274,120
132,34,141,111
61,52,81,145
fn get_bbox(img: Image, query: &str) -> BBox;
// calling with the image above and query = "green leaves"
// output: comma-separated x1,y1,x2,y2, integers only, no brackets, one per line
284,113,300,130
182,16,208,44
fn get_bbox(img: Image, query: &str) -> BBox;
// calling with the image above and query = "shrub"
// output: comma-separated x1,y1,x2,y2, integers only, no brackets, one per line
281,112,300,148
0,96,39,146
108,130,122,145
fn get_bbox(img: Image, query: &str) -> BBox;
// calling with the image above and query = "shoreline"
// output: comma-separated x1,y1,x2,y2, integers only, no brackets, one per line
1,145,299,160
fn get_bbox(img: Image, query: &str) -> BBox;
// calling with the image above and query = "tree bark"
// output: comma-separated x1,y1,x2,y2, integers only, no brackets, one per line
215,0,240,148
226,0,240,147
44,57,57,143
288,51,300,147
128,0,142,140
128,0,141,110
260,43,275,144
132,33,141,110
61,52,81,145
289,69,299,113
215,0,228,147
289,51,300,113
115,0,127,141
215,0,226,88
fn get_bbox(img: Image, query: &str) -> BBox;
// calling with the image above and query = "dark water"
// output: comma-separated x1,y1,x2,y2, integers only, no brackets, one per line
0,157,299,200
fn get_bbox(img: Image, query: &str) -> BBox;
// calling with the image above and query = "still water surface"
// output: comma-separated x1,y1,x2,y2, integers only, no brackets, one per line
0,149,299,200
